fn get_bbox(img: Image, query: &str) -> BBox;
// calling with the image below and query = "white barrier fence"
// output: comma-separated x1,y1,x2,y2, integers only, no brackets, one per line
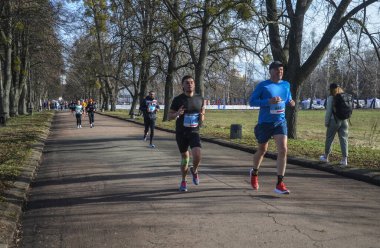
115,105,259,110
115,100,380,111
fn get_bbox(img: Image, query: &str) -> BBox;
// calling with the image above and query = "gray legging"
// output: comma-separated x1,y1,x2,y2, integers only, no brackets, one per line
324,118,349,157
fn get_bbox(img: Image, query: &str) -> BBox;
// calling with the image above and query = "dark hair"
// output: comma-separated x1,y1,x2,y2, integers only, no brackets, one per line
181,75,193,84
269,61,283,70
329,83,339,89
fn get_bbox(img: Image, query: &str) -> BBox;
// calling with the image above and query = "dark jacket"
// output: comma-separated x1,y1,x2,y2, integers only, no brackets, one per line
140,96,160,120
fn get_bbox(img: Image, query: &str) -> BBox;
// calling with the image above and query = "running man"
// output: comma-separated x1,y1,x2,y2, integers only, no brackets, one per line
140,91,160,148
74,100,83,128
169,75,205,192
248,61,295,194
86,98,97,128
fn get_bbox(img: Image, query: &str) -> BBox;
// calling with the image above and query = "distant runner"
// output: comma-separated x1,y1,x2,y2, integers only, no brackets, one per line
169,75,205,192
86,98,97,128
140,91,160,148
74,100,83,129
248,61,295,194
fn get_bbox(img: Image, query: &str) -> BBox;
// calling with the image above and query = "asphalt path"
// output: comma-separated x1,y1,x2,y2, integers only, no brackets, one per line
19,112,380,248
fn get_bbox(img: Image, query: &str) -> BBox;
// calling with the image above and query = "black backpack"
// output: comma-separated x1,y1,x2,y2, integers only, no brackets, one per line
333,93,353,120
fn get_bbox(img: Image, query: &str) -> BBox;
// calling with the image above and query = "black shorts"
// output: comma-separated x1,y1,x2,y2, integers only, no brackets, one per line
176,130,201,153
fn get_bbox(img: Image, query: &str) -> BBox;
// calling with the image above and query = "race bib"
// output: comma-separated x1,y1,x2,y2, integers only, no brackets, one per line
183,113,199,127
148,105,156,112
270,101,285,114
147,100,157,112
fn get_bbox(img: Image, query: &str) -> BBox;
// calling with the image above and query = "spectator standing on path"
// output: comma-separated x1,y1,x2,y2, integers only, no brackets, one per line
74,100,83,128
248,61,295,194
140,91,160,148
319,83,349,167
86,98,97,128
169,75,205,192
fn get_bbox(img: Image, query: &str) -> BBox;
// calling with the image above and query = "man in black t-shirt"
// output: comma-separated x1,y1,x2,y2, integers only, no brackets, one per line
140,91,160,148
169,75,205,192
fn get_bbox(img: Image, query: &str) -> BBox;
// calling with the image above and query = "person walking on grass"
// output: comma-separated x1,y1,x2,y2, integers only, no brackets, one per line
74,100,83,128
140,91,160,148
319,83,351,167
248,61,295,194
169,75,205,192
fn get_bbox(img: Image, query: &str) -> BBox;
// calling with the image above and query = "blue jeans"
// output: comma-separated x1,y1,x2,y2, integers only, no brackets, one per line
325,118,348,157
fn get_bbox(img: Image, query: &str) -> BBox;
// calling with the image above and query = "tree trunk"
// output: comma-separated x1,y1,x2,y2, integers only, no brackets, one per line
194,1,211,97
0,1,12,119
1,35,12,119
286,82,301,139
163,61,175,121
138,60,150,104
129,94,139,118
10,36,21,117
18,83,27,114
163,0,179,121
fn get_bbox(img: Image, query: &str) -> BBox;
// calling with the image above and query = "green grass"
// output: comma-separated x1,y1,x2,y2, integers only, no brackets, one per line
106,109,380,170
0,111,54,192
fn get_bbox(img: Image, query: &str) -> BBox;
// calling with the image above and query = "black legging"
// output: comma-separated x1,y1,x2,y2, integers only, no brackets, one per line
88,112,94,124
144,117,156,144
76,113,82,126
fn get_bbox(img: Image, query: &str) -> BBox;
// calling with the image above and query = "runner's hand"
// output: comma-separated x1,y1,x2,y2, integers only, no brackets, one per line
269,97,282,104
177,105,185,116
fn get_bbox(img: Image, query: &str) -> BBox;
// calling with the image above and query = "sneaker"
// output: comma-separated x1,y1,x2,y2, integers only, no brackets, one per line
319,155,328,163
274,182,290,194
340,157,348,167
249,169,259,190
77,125,80,129
143,136,147,141
179,181,187,192
149,144,155,148
190,166,199,185
79,125,82,128
90,124,93,128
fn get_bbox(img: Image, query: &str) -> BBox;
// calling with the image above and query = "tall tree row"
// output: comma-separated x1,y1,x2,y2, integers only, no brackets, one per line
0,0,63,122
64,0,380,139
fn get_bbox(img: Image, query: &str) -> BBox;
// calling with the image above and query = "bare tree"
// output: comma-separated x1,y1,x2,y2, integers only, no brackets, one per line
263,0,380,138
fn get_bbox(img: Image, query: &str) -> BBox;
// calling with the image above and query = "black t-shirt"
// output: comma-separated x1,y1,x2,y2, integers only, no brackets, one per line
140,96,160,120
86,103,96,112
170,93,204,133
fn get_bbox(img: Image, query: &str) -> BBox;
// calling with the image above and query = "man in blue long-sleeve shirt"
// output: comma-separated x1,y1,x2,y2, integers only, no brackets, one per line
248,61,295,194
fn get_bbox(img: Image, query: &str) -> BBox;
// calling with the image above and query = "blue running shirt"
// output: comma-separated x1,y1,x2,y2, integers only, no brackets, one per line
249,80,293,124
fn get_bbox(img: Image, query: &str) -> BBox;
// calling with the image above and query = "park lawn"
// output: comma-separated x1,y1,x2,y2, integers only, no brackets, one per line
106,109,380,170
0,111,54,196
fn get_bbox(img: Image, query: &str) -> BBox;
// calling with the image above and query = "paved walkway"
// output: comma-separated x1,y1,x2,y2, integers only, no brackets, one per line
19,112,380,248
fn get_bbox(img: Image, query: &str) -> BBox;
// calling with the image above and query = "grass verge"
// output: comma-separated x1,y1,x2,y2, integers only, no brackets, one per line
0,111,54,193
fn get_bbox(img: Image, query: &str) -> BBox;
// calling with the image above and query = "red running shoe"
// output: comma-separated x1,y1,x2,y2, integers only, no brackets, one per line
250,169,259,190
274,181,290,194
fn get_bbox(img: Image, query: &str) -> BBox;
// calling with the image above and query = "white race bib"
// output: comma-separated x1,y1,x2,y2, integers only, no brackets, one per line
270,101,285,114
183,113,199,127
147,100,157,112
